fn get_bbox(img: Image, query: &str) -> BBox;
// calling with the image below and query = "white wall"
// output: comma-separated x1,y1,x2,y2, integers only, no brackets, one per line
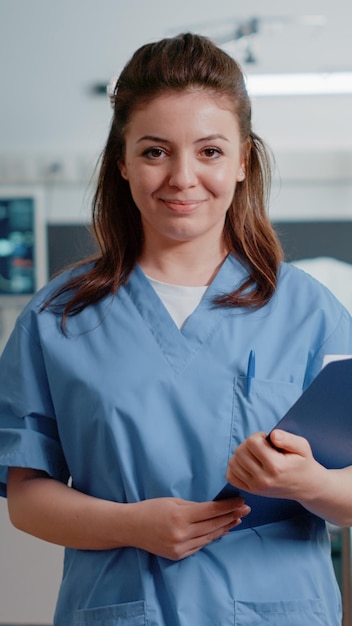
1,0,352,623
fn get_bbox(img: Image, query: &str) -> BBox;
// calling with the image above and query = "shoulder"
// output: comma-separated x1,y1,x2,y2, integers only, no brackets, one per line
17,263,94,329
28,262,93,306
278,261,346,306
275,262,352,383
292,256,352,313
276,261,351,334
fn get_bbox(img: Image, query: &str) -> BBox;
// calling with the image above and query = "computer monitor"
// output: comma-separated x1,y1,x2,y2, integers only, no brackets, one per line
0,186,47,307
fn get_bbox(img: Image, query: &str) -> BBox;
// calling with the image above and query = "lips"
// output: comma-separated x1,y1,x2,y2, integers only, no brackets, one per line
160,199,205,213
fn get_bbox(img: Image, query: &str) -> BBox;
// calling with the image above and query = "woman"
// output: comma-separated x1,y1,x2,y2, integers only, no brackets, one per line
0,33,351,625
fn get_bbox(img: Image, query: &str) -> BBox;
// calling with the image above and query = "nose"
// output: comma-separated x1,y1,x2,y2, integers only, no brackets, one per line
168,154,198,189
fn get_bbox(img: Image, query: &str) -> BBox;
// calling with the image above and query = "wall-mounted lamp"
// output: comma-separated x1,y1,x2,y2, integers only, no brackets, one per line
246,72,352,97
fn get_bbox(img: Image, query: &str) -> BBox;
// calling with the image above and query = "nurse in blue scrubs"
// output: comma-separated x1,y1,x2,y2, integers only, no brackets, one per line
1,33,352,626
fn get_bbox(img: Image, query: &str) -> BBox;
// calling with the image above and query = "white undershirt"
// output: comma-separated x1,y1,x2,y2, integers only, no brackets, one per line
146,276,208,329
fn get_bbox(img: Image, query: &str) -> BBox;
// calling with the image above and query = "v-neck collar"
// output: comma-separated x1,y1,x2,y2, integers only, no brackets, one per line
123,254,248,373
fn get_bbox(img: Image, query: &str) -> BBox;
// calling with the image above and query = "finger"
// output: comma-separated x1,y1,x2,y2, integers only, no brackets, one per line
182,517,243,558
226,448,262,486
245,432,270,461
188,498,246,523
270,429,312,456
192,504,251,538
160,519,236,561
235,447,264,472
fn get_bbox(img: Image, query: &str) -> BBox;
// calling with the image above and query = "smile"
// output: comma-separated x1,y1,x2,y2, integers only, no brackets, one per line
160,199,206,213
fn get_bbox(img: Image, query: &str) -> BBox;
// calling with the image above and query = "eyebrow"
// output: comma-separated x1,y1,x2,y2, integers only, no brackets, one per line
136,134,230,144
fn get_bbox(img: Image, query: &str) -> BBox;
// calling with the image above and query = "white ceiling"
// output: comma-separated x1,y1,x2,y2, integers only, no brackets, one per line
181,4,352,75
1,0,352,156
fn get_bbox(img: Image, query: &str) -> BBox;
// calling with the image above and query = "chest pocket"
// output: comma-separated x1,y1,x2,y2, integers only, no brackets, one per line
234,598,328,625
231,376,302,450
74,600,145,625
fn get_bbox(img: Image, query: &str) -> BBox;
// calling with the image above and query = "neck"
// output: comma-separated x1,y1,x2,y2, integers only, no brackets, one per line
139,237,229,286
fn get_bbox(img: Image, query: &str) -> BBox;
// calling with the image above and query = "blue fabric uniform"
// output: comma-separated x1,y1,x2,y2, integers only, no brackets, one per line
0,254,351,625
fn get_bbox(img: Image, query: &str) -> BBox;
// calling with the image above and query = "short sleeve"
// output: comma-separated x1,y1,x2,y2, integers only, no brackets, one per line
0,318,69,496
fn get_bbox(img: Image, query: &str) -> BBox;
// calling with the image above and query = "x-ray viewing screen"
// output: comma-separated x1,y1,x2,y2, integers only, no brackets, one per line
0,193,47,299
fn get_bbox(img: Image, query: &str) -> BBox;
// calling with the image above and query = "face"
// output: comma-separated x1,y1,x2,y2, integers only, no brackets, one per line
119,90,246,251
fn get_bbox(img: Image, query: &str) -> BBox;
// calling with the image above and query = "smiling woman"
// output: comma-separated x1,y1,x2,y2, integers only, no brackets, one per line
0,32,351,626
42,33,282,320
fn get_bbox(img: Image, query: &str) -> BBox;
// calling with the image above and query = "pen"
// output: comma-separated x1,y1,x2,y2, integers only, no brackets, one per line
246,349,256,397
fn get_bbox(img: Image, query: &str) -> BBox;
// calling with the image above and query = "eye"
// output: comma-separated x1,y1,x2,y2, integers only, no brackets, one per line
142,147,167,160
201,147,223,159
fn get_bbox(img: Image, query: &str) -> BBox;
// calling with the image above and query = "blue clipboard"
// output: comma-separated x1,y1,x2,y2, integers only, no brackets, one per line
214,358,352,529
267,357,352,469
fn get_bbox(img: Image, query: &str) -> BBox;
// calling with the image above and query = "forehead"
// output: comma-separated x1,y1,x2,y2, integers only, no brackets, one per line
125,88,239,133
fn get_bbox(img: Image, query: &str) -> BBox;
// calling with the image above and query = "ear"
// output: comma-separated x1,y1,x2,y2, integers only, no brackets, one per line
237,140,249,182
118,161,129,181
236,164,246,182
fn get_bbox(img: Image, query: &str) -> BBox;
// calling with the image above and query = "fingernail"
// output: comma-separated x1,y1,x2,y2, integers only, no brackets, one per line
273,429,284,442
240,505,251,515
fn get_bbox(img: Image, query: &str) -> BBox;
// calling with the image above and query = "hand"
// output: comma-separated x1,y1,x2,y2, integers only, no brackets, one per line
226,429,325,502
127,496,251,560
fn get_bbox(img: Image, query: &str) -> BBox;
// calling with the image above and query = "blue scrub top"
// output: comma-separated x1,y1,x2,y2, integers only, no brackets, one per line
0,254,351,626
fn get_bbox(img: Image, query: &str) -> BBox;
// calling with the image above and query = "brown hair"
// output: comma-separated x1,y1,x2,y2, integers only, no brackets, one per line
45,32,283,322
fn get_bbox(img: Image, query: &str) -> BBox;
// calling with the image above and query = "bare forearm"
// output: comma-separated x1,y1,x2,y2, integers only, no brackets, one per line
7,469,130,550
297,465,352,527
7,468,250,559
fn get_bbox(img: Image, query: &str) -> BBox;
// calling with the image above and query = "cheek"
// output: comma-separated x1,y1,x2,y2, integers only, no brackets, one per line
209,168,237,198
136,169,163,194
127,172,158,208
